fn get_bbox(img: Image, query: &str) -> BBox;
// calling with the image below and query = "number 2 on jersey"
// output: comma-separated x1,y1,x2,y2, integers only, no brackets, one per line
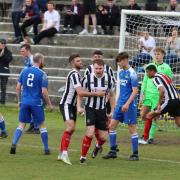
27,73,34,87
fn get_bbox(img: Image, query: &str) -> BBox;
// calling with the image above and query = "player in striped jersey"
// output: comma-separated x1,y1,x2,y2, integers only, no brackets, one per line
103,52,139,161
139,47,173,145
84,50,116,84
58,54,105,165
79,59,115,164
84,50,116,157
145,64,180,127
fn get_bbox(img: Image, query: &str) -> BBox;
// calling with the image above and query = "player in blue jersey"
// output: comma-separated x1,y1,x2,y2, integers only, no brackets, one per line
0,113,8,138
20,44,40,134
103,52,139,161
10,53,53,155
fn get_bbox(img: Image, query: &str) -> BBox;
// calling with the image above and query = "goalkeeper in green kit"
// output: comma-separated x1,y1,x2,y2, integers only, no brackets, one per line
139,47,172,144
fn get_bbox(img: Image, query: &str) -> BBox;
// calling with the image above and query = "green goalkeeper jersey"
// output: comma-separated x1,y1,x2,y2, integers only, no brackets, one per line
141,62,172,98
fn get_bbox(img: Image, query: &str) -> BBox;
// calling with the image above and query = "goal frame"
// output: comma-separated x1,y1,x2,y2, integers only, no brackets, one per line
116,9,180,99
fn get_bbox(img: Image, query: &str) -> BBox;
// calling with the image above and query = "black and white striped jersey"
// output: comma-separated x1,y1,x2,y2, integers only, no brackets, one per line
84,64,116,85
60,69,82,106
82,72,115,110
153,73,179,104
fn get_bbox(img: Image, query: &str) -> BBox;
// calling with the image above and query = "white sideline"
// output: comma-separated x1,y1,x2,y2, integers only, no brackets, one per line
1,142,180,164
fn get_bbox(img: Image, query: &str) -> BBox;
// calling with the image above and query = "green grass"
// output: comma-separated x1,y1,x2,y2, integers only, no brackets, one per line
1,106,180,180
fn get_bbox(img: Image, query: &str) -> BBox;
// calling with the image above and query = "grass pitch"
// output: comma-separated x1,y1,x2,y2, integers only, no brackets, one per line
0,106,180,180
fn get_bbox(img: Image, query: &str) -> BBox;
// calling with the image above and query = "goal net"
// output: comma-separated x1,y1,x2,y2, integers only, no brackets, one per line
118,10,180,132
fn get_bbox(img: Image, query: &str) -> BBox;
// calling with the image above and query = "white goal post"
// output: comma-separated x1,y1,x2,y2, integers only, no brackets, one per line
117,9,180,99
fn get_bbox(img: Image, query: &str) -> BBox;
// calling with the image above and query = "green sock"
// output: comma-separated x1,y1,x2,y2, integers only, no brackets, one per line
149,121,157,139
141,120,144,130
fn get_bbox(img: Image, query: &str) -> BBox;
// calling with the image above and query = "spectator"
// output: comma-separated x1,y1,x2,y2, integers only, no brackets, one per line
79,0,97,35
25,1,60,44
11,0,24,44
0,39,13,104
96,5,107,34
145,0,158,11
126,0,141,10
125,0,141,35
164,27,180,66
164,1,180,36
35,0,47,13
105,0,120,35
132,30,156,72
166,0,180,11
62,0,83,34
21,0,41,40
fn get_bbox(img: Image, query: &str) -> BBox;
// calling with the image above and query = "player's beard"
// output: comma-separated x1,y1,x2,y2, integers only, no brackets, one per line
39,63,44,69
75,64,83,71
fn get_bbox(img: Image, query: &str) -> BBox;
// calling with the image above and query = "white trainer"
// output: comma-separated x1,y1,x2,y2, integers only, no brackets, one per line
79,29,89,35
92,29,97,35
57,153,72,165
138,138,148,145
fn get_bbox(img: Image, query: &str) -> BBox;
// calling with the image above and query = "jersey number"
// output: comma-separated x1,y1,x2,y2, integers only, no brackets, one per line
27,73,34,87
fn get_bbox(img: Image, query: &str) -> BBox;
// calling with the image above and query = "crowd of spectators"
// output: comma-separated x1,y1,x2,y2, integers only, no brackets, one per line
8,0,180,38
2,0,180,72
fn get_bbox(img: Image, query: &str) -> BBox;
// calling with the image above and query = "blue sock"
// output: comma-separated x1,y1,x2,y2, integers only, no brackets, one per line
12,127,23,145
131,133,138,155
109,130,117,151
40,128,49,150
0,117,6,133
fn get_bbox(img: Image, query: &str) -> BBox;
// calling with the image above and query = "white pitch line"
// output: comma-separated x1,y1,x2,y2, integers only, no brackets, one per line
118,154,180,164
1,142,180,164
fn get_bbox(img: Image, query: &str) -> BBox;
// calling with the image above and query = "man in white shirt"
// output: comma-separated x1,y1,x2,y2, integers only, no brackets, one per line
132,31,156,72
139,31,156,57
26,1,60,44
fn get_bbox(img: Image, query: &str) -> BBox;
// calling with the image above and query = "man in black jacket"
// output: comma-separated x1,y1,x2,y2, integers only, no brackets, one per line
126,0,141,10
0,39,13,104
62,0,83,34
106,0,120,35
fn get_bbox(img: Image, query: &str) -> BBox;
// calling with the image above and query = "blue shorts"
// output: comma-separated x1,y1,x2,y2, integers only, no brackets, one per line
19,104,45,125
112,103,137,125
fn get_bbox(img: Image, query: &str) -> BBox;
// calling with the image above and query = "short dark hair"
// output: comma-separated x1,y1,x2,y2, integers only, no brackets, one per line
154,47,165,55
47,1,55,6
115,52,129,62
0,39,6,44
146,64,157,72
93,59,105,66
33,53,44,63
20,44,31,51
69,54,80,63
93,50,103,56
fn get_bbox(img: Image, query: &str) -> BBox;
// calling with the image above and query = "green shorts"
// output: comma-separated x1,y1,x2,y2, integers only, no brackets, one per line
143,97,159,110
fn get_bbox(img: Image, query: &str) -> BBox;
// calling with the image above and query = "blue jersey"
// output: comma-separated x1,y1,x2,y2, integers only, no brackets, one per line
18,66,48,106
24,56,33,68
117,67,138,106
